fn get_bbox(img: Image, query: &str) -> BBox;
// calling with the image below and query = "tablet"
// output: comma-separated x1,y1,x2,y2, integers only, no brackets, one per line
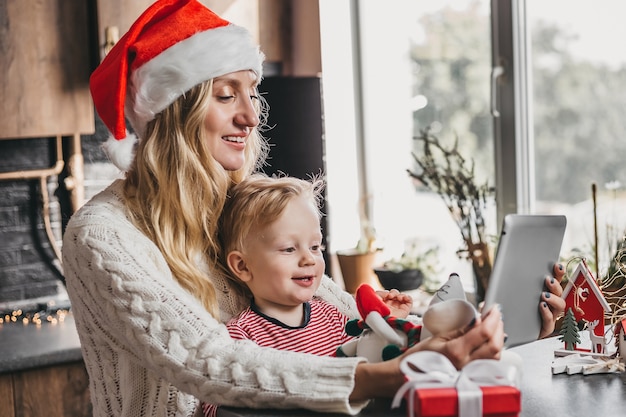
483,214,567,348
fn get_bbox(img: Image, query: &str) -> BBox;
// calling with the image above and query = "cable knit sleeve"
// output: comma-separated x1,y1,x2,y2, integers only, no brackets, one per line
316,276,360,319
62,183,369,417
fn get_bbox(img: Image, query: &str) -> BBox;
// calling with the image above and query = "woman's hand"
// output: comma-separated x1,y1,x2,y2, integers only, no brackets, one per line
377,289,413,318
413,303,504,369
538,263,566,339
349,303,504,402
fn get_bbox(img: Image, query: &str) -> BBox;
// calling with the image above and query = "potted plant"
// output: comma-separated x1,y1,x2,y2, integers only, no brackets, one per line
336,196,382,294
374,244,440,292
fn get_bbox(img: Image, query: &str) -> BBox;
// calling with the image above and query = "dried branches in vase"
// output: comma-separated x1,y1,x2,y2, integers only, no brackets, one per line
601,235,626,326
407,127,495,303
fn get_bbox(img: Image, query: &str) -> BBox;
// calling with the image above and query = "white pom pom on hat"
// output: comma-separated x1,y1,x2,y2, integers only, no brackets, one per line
89,0,265,171
102,133,138,172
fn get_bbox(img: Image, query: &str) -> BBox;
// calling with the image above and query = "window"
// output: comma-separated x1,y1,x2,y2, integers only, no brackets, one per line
494,0,626,276
525,1,626,276
320,0,626,293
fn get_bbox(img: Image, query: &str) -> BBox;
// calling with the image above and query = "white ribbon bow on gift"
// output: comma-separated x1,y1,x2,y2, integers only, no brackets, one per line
391,351,520,417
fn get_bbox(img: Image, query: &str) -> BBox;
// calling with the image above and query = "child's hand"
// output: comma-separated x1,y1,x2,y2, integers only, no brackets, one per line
377,289,413,318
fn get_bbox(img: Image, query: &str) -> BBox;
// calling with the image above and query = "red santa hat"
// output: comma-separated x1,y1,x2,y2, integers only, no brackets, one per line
89,0,264,171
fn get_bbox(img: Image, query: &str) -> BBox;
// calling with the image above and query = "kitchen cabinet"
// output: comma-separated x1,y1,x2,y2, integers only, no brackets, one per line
0,361,90,417
0,1,95,139
0,373,15,417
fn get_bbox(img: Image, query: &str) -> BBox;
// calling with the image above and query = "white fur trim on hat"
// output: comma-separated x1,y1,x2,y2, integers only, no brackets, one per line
126,24,264,138
103,133,138,171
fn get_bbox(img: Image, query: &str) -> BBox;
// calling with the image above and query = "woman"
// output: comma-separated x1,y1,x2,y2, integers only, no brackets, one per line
62,1,565,416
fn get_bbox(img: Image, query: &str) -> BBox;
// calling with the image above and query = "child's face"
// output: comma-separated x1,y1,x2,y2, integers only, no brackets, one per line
238,195,326,314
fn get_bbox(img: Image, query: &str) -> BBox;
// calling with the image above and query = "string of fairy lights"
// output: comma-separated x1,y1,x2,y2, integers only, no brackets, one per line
0,308,68,326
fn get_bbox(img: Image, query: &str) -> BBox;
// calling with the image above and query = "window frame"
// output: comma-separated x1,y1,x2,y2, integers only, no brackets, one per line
491,0,535,229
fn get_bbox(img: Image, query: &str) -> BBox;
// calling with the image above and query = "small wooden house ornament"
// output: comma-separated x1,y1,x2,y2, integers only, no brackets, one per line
561,259,611,353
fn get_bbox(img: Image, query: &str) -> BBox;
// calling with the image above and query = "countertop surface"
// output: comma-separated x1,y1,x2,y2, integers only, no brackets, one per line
3,307,625,417
508,329,626,417
0,312,82,374
220,329,626,417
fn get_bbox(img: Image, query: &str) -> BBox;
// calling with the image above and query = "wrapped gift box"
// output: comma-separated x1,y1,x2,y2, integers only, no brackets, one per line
407,385,520,417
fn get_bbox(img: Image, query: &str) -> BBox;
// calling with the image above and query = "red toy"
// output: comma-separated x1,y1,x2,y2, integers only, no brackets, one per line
336,284,422,362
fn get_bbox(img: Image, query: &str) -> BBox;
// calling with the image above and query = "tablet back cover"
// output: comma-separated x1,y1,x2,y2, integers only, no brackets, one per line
484,214,567,348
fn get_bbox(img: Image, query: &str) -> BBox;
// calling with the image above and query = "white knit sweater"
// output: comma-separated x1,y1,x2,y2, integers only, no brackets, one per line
62,180,368,417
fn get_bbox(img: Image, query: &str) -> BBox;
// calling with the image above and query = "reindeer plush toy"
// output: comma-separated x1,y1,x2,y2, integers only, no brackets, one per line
335,284,422,362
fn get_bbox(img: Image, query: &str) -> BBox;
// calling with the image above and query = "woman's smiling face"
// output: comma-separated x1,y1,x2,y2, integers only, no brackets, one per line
204,70,260,171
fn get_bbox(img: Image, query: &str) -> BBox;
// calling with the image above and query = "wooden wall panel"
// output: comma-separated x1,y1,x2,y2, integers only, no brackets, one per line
0,373,15,417
0,0,94,138
12,362,91,417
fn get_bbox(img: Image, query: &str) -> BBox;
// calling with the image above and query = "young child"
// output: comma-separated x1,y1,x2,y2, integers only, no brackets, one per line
202,173,413,416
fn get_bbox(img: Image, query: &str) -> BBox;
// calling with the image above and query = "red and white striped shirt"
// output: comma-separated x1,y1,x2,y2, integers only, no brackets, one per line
202,298,354,417
226,297,354,355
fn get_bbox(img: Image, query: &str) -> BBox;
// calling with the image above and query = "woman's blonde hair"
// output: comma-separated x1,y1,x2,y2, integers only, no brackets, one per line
218,173,325,294
123,78,269,317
